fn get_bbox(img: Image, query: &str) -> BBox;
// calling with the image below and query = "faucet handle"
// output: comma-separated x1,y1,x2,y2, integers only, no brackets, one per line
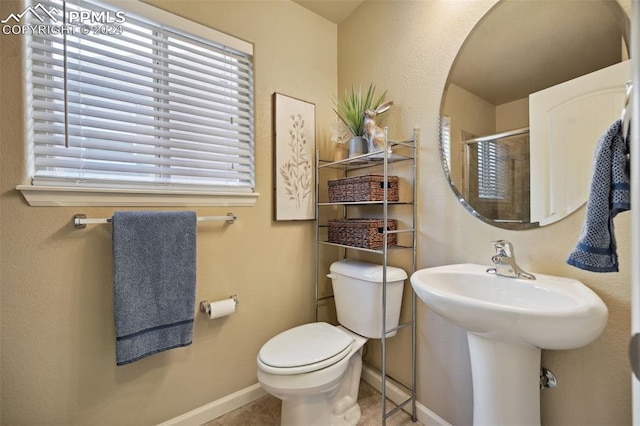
491,240,513,256
488,240,536,280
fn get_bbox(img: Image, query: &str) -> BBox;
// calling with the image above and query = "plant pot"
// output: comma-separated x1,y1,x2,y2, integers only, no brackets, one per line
348,136,367,158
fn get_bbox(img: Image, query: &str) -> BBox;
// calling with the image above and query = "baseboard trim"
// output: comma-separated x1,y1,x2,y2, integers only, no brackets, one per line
361,366,452,426
157,383,268,426
159,367,451,426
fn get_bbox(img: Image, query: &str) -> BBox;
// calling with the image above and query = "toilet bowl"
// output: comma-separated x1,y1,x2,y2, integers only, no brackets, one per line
256,260,408,426
258,323,367,426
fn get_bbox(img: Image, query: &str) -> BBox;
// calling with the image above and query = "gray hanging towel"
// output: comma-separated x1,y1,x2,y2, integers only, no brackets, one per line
567,119,630,272
112,210,197,365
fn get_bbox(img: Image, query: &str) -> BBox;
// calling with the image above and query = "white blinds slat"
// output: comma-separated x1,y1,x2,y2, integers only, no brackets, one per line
31,53,253,109
34,120,251,151
32,87,252,127
33,123,253,156
34,142,253,167
33,134,253,161
35,155,254,180
32,76,253,124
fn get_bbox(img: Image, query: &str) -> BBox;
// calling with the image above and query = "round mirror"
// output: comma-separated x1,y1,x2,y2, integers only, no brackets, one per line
440,0,630,230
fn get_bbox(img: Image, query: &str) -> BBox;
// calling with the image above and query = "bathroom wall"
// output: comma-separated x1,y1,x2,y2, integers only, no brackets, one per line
496,97,528,132
0,1,336,424
443,83,496,188
339,0,632,425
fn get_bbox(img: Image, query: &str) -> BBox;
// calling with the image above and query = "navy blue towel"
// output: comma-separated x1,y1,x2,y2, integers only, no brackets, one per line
567,119,630,272
112,210,197,365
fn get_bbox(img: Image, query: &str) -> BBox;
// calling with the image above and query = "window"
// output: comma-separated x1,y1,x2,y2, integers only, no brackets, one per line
20,0,256,206
477,140,507,200
440,116,451,172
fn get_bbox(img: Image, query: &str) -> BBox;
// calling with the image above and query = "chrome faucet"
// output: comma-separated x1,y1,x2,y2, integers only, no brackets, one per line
487,240,536,280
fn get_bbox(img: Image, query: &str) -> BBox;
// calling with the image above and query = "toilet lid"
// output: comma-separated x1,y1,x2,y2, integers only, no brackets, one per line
258,322,354,374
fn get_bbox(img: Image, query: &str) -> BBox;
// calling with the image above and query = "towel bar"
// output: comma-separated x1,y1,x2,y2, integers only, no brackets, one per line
73,213,237,229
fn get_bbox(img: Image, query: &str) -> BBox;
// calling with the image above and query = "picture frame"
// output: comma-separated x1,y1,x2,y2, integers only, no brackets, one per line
273,93,316,221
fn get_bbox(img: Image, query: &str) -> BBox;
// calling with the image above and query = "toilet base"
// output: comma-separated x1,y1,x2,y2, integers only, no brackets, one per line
330,397,361,426
280,395,361,426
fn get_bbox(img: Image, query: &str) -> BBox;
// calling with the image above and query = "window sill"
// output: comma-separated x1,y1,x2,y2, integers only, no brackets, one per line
16,185,260,207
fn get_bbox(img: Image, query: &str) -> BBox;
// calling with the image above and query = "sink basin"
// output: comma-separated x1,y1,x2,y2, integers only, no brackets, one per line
411,263,608,425
410,263,607,349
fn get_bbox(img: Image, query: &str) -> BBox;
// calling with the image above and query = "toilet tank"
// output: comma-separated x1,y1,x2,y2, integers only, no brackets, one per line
328,259,407,339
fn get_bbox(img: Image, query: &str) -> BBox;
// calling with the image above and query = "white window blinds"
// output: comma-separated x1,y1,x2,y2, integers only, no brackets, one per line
27,0,255,192
440,116,451,172
477,140,507,200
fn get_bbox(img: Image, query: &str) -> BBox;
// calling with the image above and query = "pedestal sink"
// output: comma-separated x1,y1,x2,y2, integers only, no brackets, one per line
410,263,608,425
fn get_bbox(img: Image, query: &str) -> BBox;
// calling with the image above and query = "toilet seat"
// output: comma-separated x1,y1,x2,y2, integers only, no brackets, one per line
258,322,354,375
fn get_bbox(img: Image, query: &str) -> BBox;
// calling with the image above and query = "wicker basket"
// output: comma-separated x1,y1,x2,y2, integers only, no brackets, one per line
328,175,399,203
328,219,397,249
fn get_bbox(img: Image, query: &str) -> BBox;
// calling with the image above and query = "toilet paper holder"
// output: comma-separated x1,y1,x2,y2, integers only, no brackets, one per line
200,295,240,315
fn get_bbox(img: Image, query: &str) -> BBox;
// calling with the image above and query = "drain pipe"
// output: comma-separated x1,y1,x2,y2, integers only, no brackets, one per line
540,368,557,390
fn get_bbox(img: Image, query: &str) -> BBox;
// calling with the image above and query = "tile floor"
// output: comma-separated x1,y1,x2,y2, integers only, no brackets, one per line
203,380,422,426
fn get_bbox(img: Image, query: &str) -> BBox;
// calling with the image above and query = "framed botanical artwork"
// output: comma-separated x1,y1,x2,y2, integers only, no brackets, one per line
273,93,316,221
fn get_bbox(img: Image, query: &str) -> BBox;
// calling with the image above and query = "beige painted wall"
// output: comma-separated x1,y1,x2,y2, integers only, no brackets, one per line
496,97,529,132
442,83,496,192
0,0,336,424
339,1,631,425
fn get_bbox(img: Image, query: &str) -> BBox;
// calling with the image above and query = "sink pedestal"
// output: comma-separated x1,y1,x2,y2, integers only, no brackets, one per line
467,333,541,425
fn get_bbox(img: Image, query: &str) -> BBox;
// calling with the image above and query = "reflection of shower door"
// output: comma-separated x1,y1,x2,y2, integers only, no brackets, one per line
463,131,530,223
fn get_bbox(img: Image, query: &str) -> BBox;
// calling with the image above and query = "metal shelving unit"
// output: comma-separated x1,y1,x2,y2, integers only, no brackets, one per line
314,128,418,425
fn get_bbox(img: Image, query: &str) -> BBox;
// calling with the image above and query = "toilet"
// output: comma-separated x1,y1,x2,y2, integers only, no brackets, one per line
257,259,407,426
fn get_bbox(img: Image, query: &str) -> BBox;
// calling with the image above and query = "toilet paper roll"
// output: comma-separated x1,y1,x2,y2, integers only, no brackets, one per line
207,298,236,319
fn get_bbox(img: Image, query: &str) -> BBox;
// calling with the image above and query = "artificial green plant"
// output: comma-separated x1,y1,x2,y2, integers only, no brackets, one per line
334,84,388,138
